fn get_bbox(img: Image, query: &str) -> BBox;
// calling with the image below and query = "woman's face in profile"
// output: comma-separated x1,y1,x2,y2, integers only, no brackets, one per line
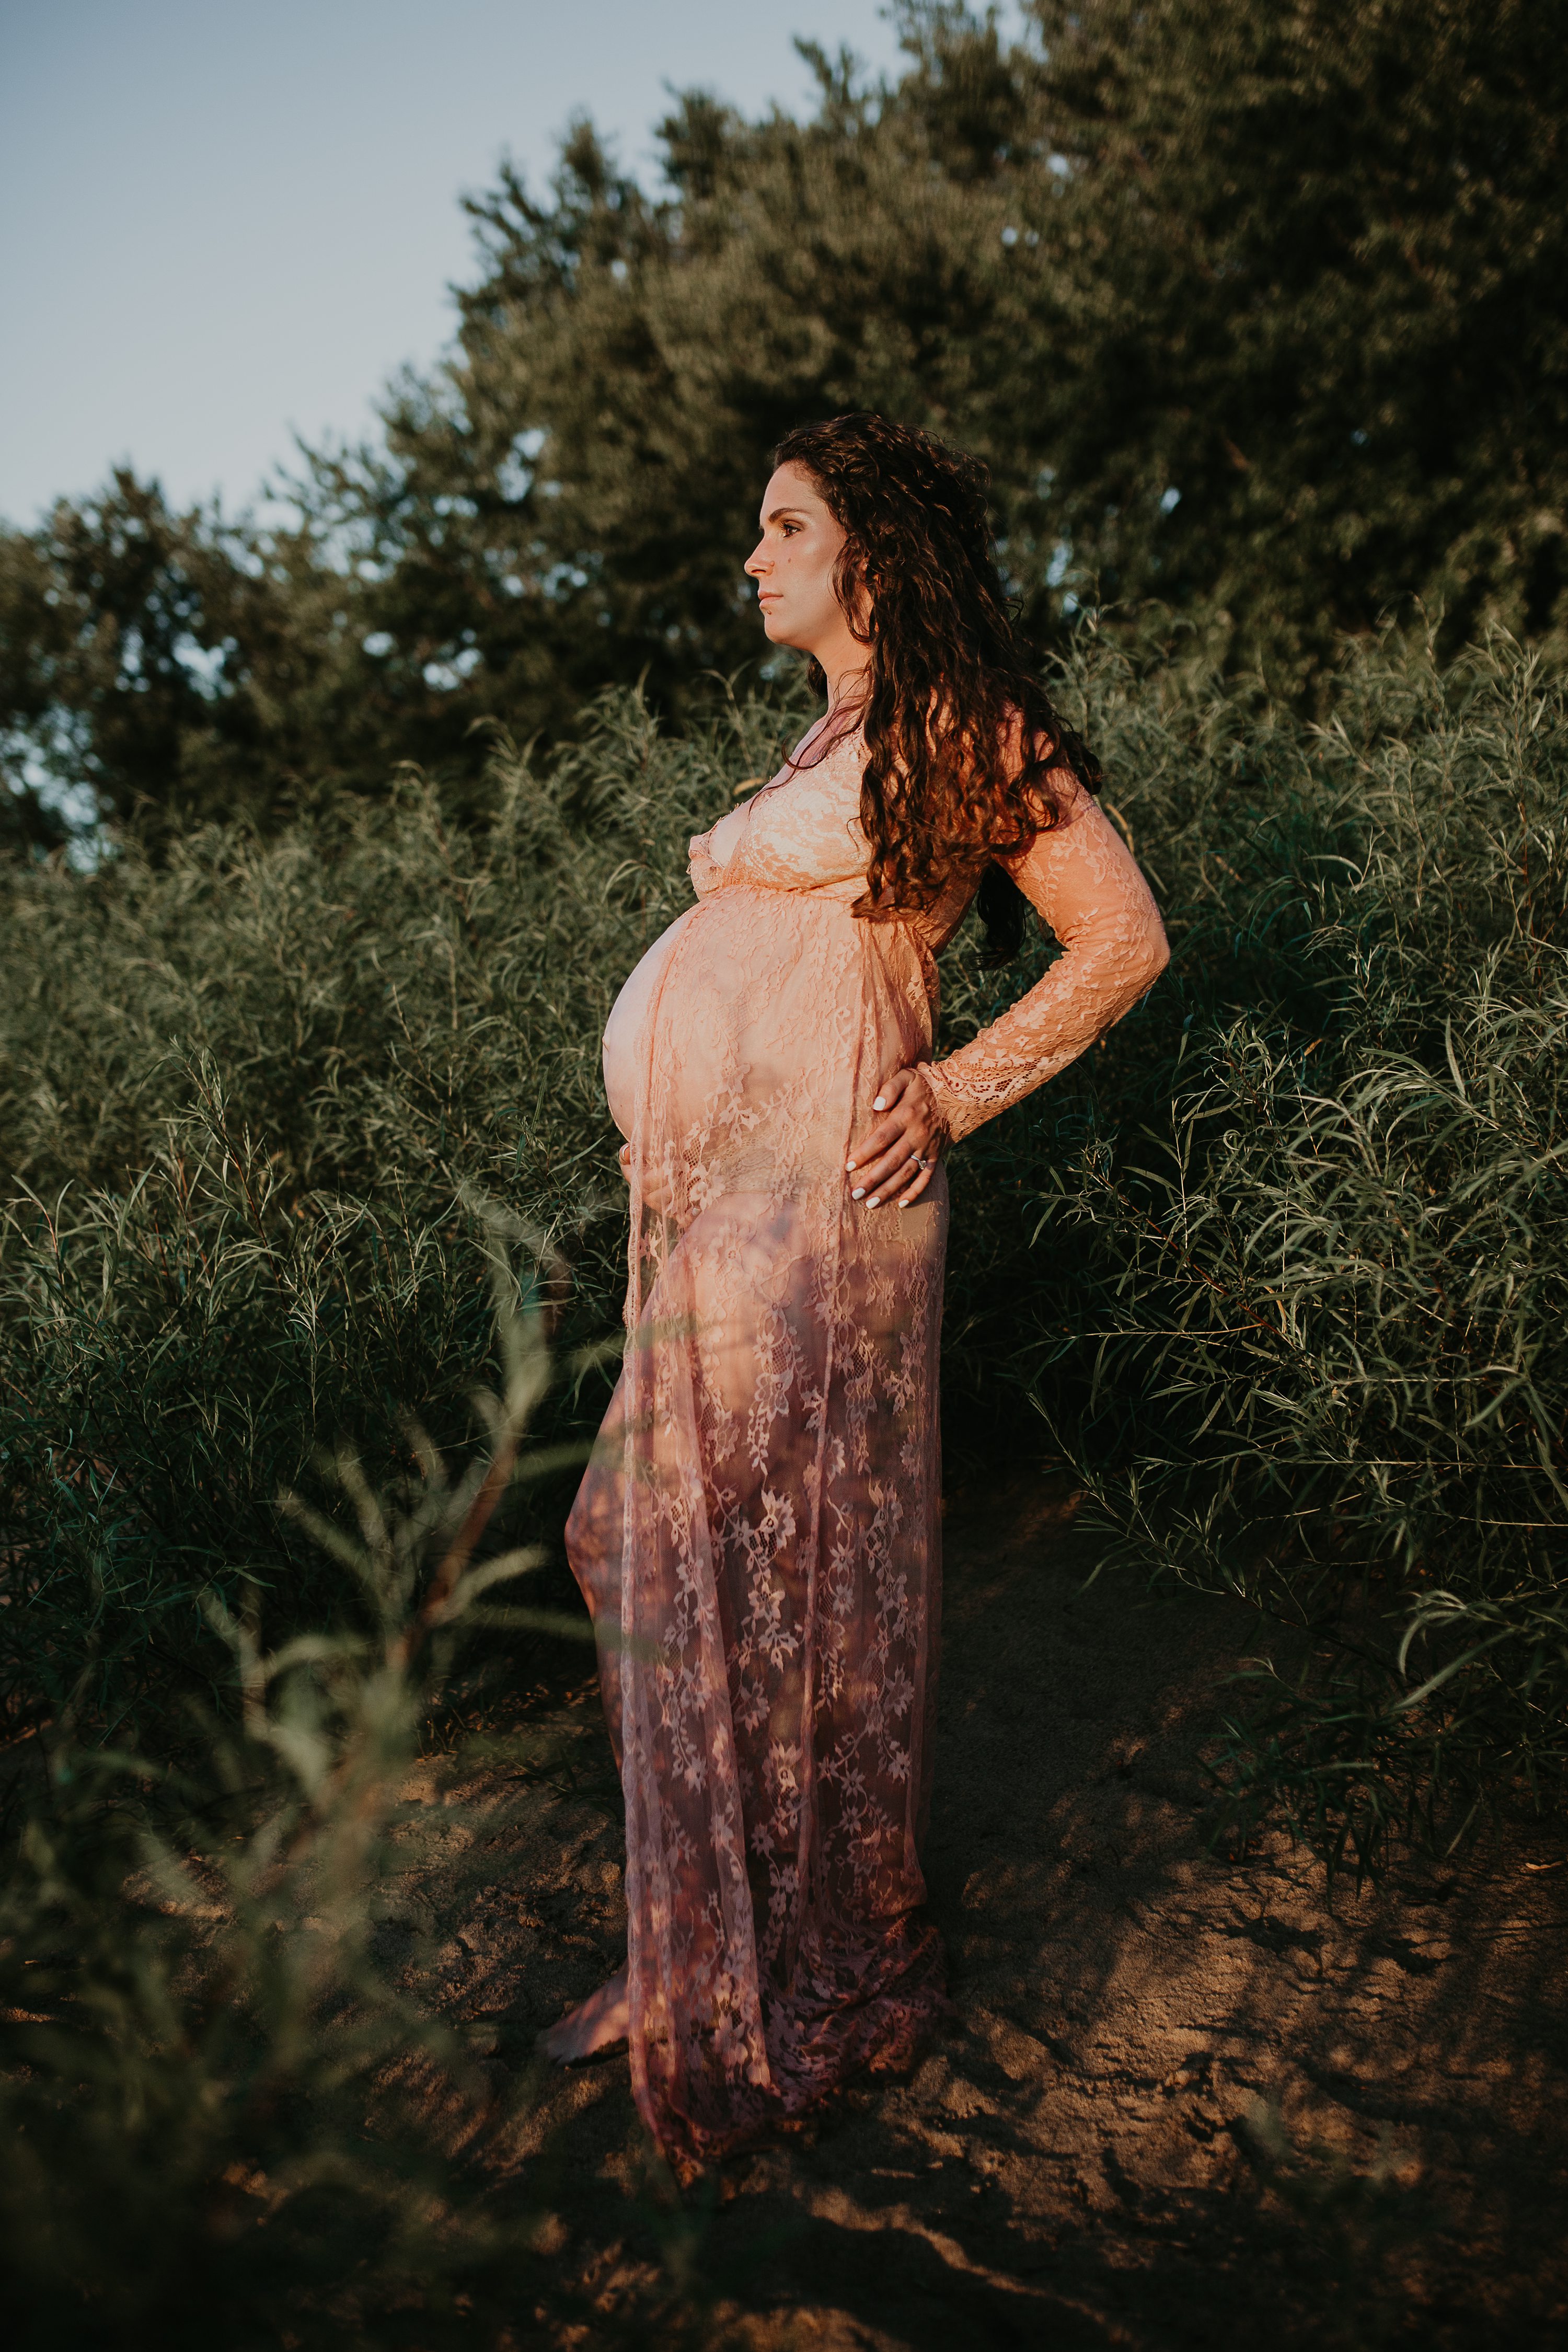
744,463,852,656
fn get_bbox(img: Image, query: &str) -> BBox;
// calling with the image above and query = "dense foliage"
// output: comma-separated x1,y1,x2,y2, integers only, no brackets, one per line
3,633,1564,1877
1015,630,1568,1875
5,0,1565,837
0,687,796,1748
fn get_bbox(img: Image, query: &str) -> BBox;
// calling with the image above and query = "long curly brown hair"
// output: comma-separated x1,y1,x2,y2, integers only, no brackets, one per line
773,412,1102,961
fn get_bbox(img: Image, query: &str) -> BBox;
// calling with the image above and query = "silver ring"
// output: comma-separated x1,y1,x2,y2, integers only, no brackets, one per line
914,1155,931,1171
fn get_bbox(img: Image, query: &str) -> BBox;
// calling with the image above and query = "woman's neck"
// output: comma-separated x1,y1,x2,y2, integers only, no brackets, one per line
824,657,870,723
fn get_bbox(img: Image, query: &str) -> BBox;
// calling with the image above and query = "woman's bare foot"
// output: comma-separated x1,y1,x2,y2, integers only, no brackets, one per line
536,1965,630,2064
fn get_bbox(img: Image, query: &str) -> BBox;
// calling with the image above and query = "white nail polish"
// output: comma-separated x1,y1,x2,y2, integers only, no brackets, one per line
846,1160,856,1173
852,1186,865,1199
867,1195,880,1207
873,1097,886,1111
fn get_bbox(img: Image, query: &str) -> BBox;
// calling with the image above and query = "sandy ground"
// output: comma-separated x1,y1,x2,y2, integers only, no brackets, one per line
395,1482,1568,2349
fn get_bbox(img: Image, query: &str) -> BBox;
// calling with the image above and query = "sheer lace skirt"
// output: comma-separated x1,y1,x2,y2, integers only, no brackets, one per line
566,883,951,2162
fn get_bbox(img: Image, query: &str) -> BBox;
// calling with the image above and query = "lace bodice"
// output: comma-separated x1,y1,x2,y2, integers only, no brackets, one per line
686,722,1170,1144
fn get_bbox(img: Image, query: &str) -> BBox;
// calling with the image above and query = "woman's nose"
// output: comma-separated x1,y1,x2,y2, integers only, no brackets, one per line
744,540,768,577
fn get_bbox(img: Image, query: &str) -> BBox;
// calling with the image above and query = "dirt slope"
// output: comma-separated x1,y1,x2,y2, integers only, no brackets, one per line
403,1482,1568,2349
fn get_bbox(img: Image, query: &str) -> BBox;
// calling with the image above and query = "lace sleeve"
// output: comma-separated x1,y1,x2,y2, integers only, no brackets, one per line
919,794,1170,1143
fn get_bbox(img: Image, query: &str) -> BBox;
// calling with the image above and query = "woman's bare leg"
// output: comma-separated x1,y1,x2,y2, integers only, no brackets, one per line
536,1965,629,2063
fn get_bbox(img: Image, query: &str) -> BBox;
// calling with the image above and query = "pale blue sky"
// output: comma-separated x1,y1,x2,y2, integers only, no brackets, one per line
1,3,1025,526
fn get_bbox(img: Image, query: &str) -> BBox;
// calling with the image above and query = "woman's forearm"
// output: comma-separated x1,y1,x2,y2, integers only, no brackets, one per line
920,797,1169,1142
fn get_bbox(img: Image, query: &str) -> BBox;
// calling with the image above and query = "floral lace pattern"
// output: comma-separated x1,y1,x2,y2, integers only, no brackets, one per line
566,725,1167,2167
919,783,1173,1141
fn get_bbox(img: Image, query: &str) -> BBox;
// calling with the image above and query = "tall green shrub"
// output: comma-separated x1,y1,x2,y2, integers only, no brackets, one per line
980,627,1568,1873
3,632,1564,1870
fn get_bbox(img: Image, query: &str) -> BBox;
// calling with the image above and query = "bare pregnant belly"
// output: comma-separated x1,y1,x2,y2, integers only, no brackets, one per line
602,906,699,1137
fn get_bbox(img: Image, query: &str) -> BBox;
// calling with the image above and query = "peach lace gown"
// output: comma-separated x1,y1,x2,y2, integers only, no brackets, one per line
565,721,1168,2166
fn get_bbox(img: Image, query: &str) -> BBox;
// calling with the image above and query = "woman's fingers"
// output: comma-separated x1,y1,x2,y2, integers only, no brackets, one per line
847,1120,912,1182
846,1068,943,1208
618,1143,675,1215
854,1139,929,1202
847,1068,923,1171
848,1118,930,1186
892,1157,936,1209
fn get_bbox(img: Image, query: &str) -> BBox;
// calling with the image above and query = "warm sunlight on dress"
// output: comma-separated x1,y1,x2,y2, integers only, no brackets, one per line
567,720,1168,2166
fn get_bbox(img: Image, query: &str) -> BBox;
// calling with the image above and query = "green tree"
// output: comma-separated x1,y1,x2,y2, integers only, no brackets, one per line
4,1,1564,837
312,0,1568,725
307,30,1038,746
0,470,504,847
1022,0,1568,677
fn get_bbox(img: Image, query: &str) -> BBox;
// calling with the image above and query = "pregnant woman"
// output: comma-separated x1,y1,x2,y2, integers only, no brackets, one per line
546,413,1169,2169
